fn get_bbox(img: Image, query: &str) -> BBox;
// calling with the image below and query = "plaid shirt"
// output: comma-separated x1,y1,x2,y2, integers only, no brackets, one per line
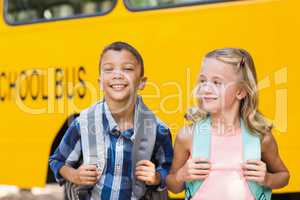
49,101,173,200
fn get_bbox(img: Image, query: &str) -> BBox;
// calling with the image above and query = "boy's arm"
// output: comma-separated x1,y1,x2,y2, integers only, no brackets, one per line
60,164,99,186
152,124,174,189
49,118,82,185
134,124,173,188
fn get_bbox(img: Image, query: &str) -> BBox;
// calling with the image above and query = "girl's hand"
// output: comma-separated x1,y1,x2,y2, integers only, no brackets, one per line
135,160,160,185
242,160,268,186
72,164,100,186
176,157,210,183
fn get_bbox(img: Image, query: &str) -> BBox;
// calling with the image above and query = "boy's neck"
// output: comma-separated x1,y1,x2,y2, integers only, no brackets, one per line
105,96,137,131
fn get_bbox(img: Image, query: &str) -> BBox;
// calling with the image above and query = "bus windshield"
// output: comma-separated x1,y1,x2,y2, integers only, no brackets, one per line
5,0,115,24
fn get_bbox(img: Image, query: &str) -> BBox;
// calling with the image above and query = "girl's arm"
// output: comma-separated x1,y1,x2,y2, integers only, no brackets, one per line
166,126,210,193
243,132,290,189
166,126,191,193
261,132,290,189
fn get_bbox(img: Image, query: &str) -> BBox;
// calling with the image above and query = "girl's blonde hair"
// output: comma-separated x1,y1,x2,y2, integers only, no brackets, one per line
185,48,272,137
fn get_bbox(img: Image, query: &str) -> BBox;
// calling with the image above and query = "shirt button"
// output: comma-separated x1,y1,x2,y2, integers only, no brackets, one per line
117,141,122,146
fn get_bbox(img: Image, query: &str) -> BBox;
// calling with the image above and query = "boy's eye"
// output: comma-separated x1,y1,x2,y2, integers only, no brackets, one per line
123,65,134,71
124,67,133,71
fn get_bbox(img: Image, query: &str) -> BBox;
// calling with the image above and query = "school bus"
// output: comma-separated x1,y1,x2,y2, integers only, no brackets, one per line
0,0,299,199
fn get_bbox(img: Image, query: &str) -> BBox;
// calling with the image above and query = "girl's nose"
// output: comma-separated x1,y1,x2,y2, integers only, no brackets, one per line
202,81,221,95
202,82,214,92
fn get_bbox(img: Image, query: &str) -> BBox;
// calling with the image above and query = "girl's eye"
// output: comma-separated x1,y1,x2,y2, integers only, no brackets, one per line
213,81,222,86
104,68,113,72
200,79,206,84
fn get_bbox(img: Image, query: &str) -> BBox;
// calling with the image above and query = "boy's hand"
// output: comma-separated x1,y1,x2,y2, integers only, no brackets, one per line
176,157,211,183
135,160,160,186
242,160,268,186
71,164,100,186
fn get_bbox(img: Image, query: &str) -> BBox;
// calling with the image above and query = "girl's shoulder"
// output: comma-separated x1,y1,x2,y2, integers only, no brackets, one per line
175,125,195,150
261,130,277,154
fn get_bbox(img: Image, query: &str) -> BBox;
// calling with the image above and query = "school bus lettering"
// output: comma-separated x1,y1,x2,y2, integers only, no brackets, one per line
0,66,87,102
78,66,87,99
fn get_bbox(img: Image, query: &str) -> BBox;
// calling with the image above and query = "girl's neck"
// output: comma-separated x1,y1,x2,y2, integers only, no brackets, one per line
211,114,240,127
210,106,241,136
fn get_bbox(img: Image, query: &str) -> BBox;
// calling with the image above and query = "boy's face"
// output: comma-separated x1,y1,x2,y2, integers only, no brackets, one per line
100,49,146,103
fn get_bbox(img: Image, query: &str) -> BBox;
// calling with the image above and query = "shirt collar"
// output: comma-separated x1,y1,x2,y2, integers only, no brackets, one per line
103,100,135,141
103,101,118,133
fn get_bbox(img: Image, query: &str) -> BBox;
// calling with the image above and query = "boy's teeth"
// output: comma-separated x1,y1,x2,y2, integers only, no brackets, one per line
112,85,125,89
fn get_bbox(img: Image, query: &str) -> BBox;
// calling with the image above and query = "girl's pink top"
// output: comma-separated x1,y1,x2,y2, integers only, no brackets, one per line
192,128,255,200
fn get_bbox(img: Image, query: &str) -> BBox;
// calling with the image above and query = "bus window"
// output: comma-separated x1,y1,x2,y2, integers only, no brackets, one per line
5,0,115,25
125,0,238,10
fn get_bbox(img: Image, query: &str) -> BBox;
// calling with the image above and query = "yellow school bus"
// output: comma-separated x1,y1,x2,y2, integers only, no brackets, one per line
0,0,299,198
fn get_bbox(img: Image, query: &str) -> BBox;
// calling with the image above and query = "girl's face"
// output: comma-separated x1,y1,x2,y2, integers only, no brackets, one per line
197,57,244,114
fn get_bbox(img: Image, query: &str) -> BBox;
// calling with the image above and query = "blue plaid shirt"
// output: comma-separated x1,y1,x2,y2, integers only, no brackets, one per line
49,101,173,200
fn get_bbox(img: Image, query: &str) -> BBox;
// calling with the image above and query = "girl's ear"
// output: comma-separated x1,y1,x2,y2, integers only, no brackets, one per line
236,87,247,100
138,77,147,90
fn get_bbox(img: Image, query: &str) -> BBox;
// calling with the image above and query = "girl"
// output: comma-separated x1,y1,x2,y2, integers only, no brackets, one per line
166,48,290,200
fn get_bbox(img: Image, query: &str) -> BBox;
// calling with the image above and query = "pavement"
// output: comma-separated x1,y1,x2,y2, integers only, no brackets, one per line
0,184,63,200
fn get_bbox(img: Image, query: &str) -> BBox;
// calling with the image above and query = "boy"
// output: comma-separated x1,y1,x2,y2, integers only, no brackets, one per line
49,42,173,200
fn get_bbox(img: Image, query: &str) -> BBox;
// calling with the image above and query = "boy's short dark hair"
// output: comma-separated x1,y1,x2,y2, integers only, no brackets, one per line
99,41,144,77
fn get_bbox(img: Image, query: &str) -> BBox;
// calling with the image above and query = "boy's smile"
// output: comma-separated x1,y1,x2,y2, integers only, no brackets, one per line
110,83,128,90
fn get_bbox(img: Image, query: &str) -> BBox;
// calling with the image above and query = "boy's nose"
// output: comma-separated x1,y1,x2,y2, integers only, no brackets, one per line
112,69,124,79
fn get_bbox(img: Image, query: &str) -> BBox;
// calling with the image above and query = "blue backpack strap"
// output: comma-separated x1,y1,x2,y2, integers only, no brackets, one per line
241,120,272,200
185,117,211,199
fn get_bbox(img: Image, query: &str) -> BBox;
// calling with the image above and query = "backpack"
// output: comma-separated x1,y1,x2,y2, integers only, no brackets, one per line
64,97,169,200
185,117,272,200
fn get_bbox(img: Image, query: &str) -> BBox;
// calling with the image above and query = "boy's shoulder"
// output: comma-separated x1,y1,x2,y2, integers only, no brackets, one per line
139,97,170,134
77,100,105,120
80,100,103,114
153,115,171,136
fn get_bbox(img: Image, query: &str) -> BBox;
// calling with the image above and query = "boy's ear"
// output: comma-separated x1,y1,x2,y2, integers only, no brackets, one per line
98,77,103,90
236,87,247,100
138,77,147,90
